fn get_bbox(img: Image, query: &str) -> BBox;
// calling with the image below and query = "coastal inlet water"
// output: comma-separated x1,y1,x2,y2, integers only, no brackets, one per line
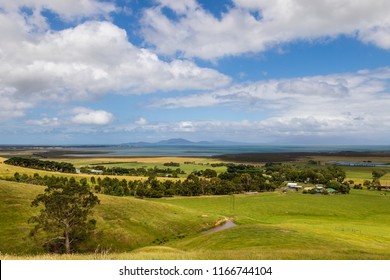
62,145,390,157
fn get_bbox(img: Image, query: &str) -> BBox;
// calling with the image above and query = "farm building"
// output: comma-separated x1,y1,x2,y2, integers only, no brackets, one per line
286,182,303,189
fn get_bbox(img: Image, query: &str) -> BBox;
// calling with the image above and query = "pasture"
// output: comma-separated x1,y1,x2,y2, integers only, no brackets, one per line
155,191,390,259
1,154,390,259
0,180,219,256
1,178,390,259
0,156,227,180
340,166,390,184
51,156,228,178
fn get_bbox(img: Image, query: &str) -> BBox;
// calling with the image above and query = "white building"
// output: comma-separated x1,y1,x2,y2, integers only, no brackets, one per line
286,182,303,189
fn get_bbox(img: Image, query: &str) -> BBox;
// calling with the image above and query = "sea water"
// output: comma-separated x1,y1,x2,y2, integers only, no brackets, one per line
63,145,390,157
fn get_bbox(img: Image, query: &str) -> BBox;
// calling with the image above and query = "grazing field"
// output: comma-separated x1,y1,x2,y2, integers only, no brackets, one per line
0,157,173,182
2,154,390,260
0,156,227,180
56,156,228,178
155,191,390,259
340,166,390,184
1,178,390,259
0,180,219,256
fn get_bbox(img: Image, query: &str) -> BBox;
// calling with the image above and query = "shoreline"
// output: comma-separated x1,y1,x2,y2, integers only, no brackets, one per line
2,146,390,163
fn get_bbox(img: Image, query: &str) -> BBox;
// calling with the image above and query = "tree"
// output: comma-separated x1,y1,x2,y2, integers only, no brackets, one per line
203,169,217,178
372,170,387,179
182,174,201,196
29,178,100,254
363,179,371,189
372,178,382,190
240,173,252,192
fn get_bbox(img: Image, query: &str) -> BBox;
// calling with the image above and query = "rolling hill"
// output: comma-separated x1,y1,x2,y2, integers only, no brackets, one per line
0,180,219,255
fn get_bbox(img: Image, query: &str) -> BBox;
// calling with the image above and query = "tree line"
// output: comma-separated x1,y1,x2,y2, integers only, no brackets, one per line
263,162,346,184
8,172,277,197
6,163,350,198
4,157,76,173
81,165,185,178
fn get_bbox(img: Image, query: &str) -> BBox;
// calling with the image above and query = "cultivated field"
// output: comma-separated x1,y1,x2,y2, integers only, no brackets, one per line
55,156,228,178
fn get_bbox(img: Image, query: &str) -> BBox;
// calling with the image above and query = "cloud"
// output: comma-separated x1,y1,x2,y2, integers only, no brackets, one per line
27,107,115,126
146,68,390,142
26,117,61,126
360,26,390,49
153,68,390,109
0,3,231,122
0,88,33,120
71,108,115,125
134,117,148,126
120,114,390,144
141,0,390,59
2,20,230,97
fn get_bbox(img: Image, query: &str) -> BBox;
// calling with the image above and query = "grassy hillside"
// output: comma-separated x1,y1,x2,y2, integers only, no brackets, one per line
2,154,390,260
2,178,390,259
0,180,219,255
154,191,390,259
0,180,43,254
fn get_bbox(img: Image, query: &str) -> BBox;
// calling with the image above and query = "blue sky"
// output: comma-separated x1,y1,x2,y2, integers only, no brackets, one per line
1,0,390,145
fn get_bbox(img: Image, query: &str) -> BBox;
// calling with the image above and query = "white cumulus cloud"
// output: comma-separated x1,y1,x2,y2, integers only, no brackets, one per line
148,68,390,142
0,2,231,122
71,108,114,125
134,117,148,126
141,0,390,59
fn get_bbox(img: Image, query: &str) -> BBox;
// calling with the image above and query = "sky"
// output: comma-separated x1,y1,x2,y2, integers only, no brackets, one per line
1,0,390,145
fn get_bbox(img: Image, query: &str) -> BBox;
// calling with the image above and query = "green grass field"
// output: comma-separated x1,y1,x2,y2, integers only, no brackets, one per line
0,180,219,256
340,166,390,184
2,155,390,260
0,156,226,180
3,155,388,184
1,178,390,259
156,191,390,259
53,156,228,178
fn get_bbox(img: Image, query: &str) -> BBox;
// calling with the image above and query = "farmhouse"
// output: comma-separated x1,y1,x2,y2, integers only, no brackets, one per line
90,169,104,174
303,185,335,194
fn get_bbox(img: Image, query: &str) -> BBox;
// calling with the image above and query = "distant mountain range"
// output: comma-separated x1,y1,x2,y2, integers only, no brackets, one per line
121,138,245,146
